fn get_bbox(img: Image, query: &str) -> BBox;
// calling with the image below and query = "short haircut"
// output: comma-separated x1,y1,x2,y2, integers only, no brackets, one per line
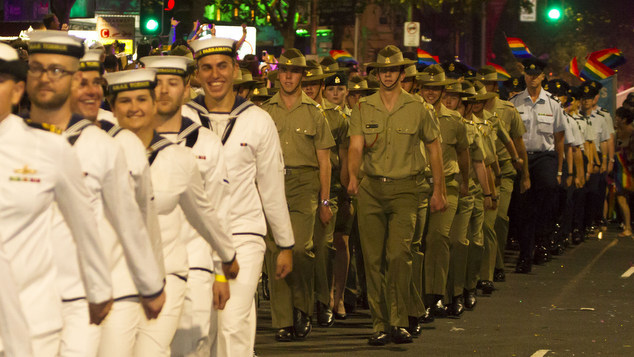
43,14,58,29
108,88,156,109
616,106,634,125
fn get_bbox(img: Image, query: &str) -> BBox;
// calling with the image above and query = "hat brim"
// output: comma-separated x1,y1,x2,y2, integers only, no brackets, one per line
364,58,416,68
468,92,497,101
524,69,543,76
417,78,458,86
278,63,308,69
234,79,258,87
302,73,334,82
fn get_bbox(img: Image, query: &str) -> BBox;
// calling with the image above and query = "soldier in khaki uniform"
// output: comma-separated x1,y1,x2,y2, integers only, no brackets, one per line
261,48,335,341
417,64,470,317
346,76,376,110
477,66,528,283
468,81,512,293
299,61,348,327
462,81,499,308
348,46,445,346
443,81,494,315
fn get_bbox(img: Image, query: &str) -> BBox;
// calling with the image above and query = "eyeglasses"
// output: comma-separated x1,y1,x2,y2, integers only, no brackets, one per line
27,65,76,80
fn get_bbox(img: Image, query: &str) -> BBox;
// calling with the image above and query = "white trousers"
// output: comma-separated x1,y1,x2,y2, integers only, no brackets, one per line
171,269,214,357
215,237,266,357
135,274,187,357
60,299,101,357
98,297,143,357
32,330,62,357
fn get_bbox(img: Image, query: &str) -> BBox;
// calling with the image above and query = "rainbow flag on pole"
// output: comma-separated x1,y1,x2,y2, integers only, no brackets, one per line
506,37,532,59
565,57,581,79
580,56,615,81
329,49,357,64
417,49,438,65
590,48,626,69
486,61,511,80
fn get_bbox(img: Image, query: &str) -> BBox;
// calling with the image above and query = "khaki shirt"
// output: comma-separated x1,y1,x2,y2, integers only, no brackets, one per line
491,97,526,161
463,116,486,181
349,90,439,179
437,105,469,176
321,98,350,171
472,111,497,166
262,92,335,168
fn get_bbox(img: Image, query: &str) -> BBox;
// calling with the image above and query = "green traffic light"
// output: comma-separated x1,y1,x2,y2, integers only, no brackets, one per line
145,19,159,31
547,8,562,20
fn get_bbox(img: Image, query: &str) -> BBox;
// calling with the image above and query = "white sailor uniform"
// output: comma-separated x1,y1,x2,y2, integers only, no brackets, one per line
0,114,112,357
187,95,294,357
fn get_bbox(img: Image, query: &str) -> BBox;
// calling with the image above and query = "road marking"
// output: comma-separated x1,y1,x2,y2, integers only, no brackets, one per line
552,238,618,306
621,266,634,279
531,349,550,357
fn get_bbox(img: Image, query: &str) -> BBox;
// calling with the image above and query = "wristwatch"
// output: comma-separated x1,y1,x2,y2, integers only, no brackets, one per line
320,199,331,207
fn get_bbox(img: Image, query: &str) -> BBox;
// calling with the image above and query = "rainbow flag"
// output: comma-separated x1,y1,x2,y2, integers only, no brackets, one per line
580,56,615,81
506,37,532,59
329,49,357,64
486,61,511,80
417,49,437,65
565,57,581,79
590,48,626,69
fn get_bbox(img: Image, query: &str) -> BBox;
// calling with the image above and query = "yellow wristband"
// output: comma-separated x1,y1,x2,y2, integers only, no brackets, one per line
215,274,227,283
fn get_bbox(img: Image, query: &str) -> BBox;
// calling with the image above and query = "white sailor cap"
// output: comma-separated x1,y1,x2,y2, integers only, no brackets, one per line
190,37,236,60
28,30,85,58
140,55,194,77
79,49,104,73
0,43,27,81
103,68,157,95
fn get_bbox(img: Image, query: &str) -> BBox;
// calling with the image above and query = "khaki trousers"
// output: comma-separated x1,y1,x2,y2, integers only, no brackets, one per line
495,159,516,270
447,185,475,299
265,168,320,328
357,176,422,332
465,188,485,291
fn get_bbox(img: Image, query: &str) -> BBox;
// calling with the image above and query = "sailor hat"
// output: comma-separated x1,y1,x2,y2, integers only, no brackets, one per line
104,68,157,95
0,43,27,81
28,30,85,58
190,37,236,60
79,49,104,73
140,55,193,77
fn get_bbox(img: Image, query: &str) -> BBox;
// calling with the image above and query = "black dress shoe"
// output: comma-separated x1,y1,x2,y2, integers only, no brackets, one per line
390,327,413,344
572,229,584,244
275,327,293,342
533,246,549,265
493,268,506,282
463,289,477,310
447,296,465,317
407,316,422,337
480,280,495,294
420,308,434,323
430,299,448,318
292,308,312,339
367,331,390,346
515,258,532,274
334,311,347,320
476,280,484,290
316,302,334,327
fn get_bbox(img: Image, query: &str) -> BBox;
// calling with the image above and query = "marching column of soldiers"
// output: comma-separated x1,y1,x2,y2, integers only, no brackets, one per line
0,28,631,357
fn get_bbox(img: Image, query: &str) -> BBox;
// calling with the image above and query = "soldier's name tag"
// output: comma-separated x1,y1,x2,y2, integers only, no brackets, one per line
365,123,379,129
518,111,524,114
538,113,553,117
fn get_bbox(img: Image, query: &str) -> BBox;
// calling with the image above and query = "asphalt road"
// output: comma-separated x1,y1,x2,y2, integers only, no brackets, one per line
254,228,634,356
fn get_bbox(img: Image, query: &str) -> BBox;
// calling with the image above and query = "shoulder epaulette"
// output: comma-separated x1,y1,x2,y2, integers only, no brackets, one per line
595,110,605,117
601,107,609,112
508,93,519,101
24,119,62,134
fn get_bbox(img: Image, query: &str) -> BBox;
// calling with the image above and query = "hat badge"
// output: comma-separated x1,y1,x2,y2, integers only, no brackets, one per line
354,84,360,89
544,84,549,90
253,88,260,95
530,64,536,69
429,74,434,80
449,63,455,71
384,57,391,64
334,77,340,84
584,86,589,93
556,83,561,88
325,66,330,71
513,78,519,85
286,59,292,65
306,71,313,76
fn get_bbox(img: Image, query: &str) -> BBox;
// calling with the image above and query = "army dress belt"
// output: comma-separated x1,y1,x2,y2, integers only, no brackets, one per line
284,166,318,175
367,174,421,183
